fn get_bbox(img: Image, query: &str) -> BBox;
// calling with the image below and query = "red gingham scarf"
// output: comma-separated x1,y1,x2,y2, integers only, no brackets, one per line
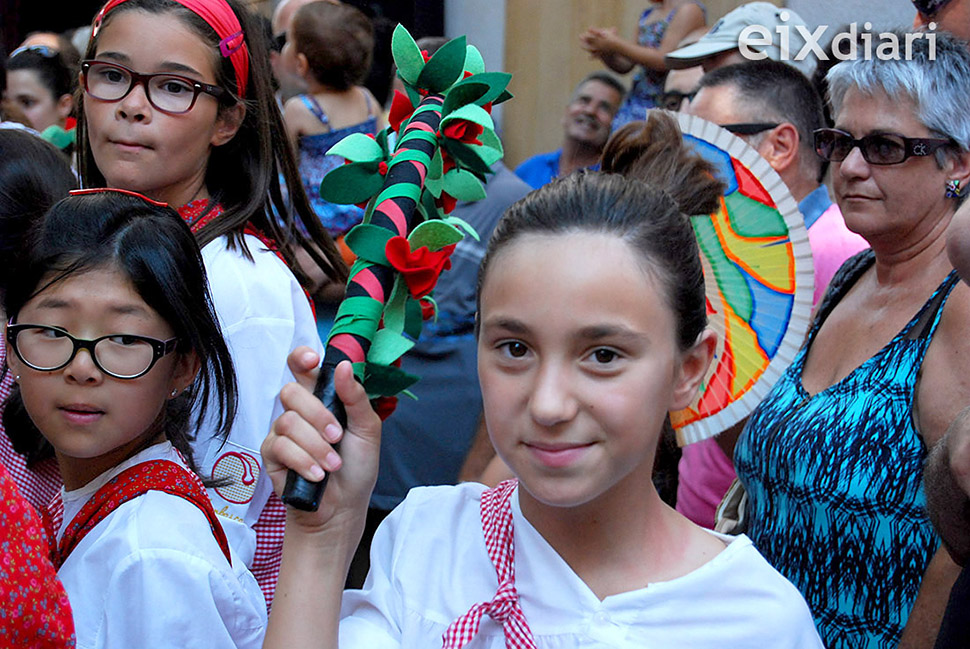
442,479,537,649
45,459,230,570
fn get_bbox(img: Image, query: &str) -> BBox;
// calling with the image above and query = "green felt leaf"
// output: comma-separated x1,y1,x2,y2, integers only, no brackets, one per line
392,24,424,86
416,35,466,93
369,328,415,366
320,162,383,204
421,187,443,221
408,220,464,251
376,127,391,153
425,173,443,198
403,82,423,112
382,275,409,333
401,388,417,401
471,140,503,167
428,148,444,180
494,89,514,105
404,296,424,339
351,362,367,382
463,44,485,76
442,140,492,176
478,128,503,154
441,103,494,131
327,133,384,163
443,215,480,241
362,362,420,398
466,72,513,107
442,80,491,117
442,168,487,202
344,224,393,265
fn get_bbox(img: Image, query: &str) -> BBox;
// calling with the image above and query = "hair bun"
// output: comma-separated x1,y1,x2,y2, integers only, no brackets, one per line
601,110,725,217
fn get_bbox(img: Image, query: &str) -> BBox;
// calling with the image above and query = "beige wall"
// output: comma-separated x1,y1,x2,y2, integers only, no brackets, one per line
502,0,780,168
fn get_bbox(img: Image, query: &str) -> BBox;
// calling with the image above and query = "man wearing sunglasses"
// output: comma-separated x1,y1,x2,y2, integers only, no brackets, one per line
914,0,970,40
675,59,868,535
689,59,868,307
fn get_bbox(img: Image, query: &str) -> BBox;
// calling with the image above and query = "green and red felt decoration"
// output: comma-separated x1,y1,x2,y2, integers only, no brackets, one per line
282,26,511,510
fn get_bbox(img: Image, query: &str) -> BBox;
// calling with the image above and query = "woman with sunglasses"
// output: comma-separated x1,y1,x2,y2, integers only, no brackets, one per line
733,30,970,649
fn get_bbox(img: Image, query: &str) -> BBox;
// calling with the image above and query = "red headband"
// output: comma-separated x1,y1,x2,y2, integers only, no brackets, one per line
70,188,170,207
93,0,249,98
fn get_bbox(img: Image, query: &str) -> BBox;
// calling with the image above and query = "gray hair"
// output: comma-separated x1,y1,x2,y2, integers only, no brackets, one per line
826,29,970,154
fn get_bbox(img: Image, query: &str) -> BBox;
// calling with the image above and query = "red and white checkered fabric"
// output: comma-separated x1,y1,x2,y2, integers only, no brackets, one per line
442,479,537,649
0,342,62,516
251,490,285,608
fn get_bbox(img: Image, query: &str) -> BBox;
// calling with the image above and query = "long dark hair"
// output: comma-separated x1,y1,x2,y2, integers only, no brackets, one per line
0,130,77,296
3,192,237,470
76,0,349,289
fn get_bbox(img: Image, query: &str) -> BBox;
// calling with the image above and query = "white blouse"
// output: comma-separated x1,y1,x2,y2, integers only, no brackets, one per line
340,483,824,648
196,233,324,567
57,443,267,649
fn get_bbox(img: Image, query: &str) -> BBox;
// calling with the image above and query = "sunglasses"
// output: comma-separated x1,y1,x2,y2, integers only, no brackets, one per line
814,128,953,165
912,0,955,16
658,89,696,111
721,122,779,136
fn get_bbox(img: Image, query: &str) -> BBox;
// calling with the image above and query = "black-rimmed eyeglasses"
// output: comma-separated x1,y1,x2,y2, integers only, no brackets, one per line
6,323,179,380
813,127,953,165
81,59,231,115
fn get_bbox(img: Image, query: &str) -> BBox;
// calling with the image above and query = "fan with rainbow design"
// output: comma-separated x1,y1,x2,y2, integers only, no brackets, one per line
670,112,815,445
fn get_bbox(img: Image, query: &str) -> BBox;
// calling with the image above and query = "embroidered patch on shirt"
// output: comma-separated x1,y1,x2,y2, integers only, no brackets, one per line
212,451,261,504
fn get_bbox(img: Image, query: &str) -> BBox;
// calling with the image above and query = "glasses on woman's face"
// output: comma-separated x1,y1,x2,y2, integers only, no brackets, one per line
81,60,229,115
6,323,179,380
814,127,953,165
912,0,954,17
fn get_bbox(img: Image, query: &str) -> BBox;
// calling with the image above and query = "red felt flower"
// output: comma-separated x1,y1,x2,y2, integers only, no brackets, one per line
388,90,414,132
441,119,483,146
420,298,436,320
437,191,457,214
371,395,398,421
384,236,455,299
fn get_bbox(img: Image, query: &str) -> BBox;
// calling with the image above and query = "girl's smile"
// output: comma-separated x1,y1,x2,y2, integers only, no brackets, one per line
478,231,713,516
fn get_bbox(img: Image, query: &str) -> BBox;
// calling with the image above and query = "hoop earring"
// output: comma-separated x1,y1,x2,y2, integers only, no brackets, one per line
946,179,964,199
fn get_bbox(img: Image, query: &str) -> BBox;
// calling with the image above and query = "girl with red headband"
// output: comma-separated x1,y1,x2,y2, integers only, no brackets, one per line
72,0,349,609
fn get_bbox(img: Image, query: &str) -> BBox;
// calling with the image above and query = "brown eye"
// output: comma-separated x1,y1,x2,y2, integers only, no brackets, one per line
593,349,617,363
505,341,528,358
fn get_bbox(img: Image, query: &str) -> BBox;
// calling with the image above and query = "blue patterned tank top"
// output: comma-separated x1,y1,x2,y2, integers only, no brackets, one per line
611,2,706,131
297,93,378,238
735,250,959,649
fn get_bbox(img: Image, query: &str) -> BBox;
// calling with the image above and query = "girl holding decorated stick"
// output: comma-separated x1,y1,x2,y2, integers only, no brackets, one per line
260,112,823,648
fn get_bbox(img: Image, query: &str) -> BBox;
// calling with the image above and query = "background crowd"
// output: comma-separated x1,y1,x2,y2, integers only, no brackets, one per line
2,1,970,648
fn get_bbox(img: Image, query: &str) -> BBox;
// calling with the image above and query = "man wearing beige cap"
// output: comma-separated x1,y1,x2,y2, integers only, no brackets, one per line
665,2,817,77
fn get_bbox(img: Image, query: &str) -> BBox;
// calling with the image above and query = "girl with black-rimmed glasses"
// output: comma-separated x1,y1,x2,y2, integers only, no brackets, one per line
4,189,267,648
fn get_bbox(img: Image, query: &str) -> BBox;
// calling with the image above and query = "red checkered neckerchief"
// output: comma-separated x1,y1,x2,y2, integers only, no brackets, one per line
45,459,231,570
442,479,537,649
